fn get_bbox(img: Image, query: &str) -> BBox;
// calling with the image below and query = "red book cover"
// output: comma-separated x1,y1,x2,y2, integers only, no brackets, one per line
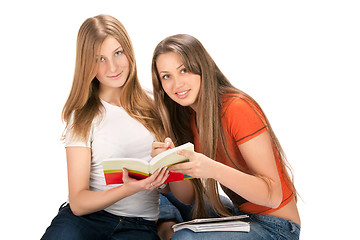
102,142,195,185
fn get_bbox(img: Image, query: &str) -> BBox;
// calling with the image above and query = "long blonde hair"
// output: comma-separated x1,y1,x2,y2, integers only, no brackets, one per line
152,34,297,218
62,14,163,141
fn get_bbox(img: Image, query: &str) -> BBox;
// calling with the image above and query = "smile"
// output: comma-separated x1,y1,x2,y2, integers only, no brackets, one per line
176,90,190,96
109,72,122,79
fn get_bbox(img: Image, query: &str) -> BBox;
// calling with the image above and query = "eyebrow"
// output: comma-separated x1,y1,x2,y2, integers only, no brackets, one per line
96,46,123,58
113,46,123,53
177,64,184,69
160,64,184,74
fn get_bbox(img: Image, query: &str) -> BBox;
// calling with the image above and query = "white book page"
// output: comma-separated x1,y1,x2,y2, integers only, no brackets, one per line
173,215,248,227
149,142,194,173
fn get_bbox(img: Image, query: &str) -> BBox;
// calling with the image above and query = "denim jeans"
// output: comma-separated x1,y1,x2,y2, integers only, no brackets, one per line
159,192,234,223
41,204,159,240
159,192,193,223
159,193,300,240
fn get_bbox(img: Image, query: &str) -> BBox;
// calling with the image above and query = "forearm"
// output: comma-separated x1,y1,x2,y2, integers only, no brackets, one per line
212,161,282,208
69,185,132,216
168,180,194,205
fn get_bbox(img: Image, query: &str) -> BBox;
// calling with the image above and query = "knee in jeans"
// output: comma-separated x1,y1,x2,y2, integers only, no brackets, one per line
42,218,84,240
171,230,196,240
42,226,81,240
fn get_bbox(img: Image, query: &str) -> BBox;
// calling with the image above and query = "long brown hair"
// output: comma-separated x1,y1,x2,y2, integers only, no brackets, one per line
151,34,297,218
62,14,163,141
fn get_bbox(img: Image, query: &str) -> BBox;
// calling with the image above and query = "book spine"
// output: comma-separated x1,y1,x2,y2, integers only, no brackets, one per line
104,171,149,185
104,171,194,185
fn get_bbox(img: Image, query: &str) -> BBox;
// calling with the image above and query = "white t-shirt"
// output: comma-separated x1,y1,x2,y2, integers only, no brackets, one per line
65,99,159,220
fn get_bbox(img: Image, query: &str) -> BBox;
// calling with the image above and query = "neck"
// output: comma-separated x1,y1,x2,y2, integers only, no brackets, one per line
99,86,122,107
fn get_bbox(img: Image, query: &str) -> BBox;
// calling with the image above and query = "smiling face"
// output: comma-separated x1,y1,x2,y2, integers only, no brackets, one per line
96,36,130,95
156,52,201,111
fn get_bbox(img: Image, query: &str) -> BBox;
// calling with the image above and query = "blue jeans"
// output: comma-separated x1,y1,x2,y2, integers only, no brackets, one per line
159,192,234,223
159,192,193,223
159,193,300,240
41,204,159,240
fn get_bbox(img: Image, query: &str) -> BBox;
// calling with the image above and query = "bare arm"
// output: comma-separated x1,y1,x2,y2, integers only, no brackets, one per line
169,131,282,209
67,147,169,216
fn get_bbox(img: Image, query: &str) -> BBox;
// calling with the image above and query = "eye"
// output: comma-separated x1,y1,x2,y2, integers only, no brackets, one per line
161,74,170,80
115,50,123,56
180,68,188,74
99,57,105,62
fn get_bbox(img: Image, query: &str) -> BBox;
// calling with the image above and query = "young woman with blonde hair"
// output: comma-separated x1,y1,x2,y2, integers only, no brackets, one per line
41,15,182,240
151,34,301,239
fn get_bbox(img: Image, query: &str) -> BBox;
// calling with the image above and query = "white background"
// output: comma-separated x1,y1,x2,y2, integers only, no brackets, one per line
1,0,359,239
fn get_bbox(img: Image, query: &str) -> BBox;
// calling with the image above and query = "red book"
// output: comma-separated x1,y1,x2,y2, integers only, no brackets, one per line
102,142,195,185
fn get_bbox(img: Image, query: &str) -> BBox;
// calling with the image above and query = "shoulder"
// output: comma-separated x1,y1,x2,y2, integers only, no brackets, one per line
221,94,263,121
223,96,250,110
221,94,267,144
65,109,103,147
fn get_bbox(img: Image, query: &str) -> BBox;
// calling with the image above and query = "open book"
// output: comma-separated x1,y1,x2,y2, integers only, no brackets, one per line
102,142,195,185
172,215,250,233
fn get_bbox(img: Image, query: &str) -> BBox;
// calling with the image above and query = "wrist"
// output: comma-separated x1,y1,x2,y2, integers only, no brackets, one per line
119,184,138,197
211,160,223,181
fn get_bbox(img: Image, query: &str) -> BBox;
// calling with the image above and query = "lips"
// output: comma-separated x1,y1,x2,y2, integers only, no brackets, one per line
108,72,122,79
176,90,189,96
175,89,190,99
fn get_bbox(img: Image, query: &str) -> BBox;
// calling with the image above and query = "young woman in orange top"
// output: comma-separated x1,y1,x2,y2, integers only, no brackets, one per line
151,34,301,239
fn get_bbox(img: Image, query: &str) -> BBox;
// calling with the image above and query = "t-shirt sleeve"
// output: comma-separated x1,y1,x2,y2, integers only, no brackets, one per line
224,97,267,145
64,114,92,148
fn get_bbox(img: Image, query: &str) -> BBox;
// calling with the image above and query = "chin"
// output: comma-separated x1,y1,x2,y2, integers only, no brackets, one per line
177,101,193,107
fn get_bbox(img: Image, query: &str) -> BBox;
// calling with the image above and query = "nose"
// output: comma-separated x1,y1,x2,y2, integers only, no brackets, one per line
107,58,118,73
174,75,185,88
